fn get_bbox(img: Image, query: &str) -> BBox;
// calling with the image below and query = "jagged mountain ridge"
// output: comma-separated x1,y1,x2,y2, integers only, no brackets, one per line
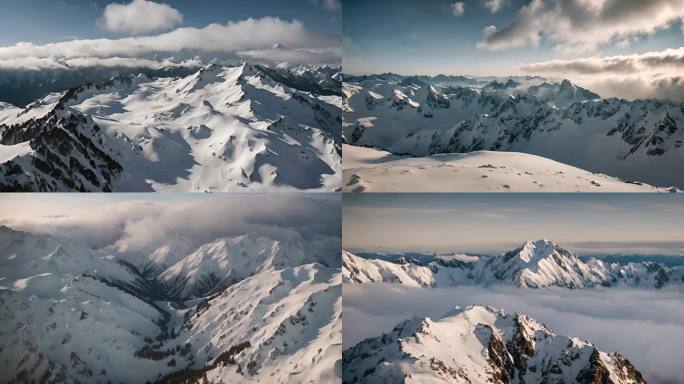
0,63,342,192
0,225,341,383
343,239,683,289
0,63,341,108
0,64,200,108
342,305,645,384
343,75,684,188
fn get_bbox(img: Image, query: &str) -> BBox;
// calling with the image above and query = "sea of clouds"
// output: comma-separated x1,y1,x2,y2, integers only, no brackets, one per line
344,283,684,384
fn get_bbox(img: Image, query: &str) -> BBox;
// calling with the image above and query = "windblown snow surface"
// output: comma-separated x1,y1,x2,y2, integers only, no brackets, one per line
342,144,674,192
0,225,341,383
0,63,341,192
343,75,684,190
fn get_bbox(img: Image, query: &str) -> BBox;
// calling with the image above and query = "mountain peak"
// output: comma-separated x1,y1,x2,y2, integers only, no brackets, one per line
343,305,646,384
443,304,504,320
517,238,559,262
560,78,574,89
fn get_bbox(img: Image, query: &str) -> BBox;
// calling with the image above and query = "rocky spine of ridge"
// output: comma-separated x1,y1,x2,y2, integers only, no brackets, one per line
342,305,646,384
0,104,124,191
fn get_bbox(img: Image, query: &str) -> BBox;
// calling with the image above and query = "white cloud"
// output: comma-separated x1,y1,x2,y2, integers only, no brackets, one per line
102,0,183,34
0,17,340,66
0,56,201,70
483,0,503,13
344,283,684,384
478,0,684,52
521,47,684,101
0,194,341,264
451,2,465,16
521,47,684,74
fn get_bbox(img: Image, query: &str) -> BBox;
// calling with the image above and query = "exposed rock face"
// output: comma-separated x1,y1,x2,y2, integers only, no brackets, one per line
342,305,647,384
0,107,123,192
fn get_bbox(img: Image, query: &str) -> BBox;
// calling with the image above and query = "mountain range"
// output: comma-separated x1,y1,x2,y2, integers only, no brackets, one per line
343,239,682,289
0,63,341,192
342,74,684,189
0,225,341,383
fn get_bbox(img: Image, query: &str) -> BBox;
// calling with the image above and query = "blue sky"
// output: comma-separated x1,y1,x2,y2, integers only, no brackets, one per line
343,0,684,77
0,0,340,46
343,193,684,254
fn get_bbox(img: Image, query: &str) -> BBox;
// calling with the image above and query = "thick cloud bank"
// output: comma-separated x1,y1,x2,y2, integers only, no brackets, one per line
521,47,684,102
478,0,684,52
344,283,684,384
0,194,341,266
0,17,340,68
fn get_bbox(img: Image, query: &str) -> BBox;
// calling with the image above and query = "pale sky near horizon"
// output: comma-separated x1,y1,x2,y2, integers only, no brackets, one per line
343,194,684,255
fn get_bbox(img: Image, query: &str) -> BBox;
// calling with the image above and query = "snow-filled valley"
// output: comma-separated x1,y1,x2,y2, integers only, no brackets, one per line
0,193,343,383
342,74,684,191
0,63,341,192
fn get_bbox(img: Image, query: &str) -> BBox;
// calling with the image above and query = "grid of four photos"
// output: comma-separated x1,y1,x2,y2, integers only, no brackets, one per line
0,0,682,383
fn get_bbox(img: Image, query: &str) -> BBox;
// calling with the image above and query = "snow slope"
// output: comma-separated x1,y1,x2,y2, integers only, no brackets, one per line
343,76,684,188
343,305,645,384
0,226,341,383
0,63,341,192
342,144,673,192
157,233,328,299
343,239,682,289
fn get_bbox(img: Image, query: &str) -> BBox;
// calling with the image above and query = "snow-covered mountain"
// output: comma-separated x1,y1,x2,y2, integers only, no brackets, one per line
343,75,684,188
342,144,673,192
342,305,645,384
0,64,201,108
157,233,330,299
343,239,683,289
0,225,341,383
0,63,341,191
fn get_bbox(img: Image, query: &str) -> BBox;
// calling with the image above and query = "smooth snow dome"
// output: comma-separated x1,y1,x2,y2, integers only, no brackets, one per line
344,284,684,384
0,193,342,383
342,144,672,192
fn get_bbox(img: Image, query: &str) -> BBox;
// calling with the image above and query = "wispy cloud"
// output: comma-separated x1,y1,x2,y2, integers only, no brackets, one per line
483,0,504,13
450,2,465,16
